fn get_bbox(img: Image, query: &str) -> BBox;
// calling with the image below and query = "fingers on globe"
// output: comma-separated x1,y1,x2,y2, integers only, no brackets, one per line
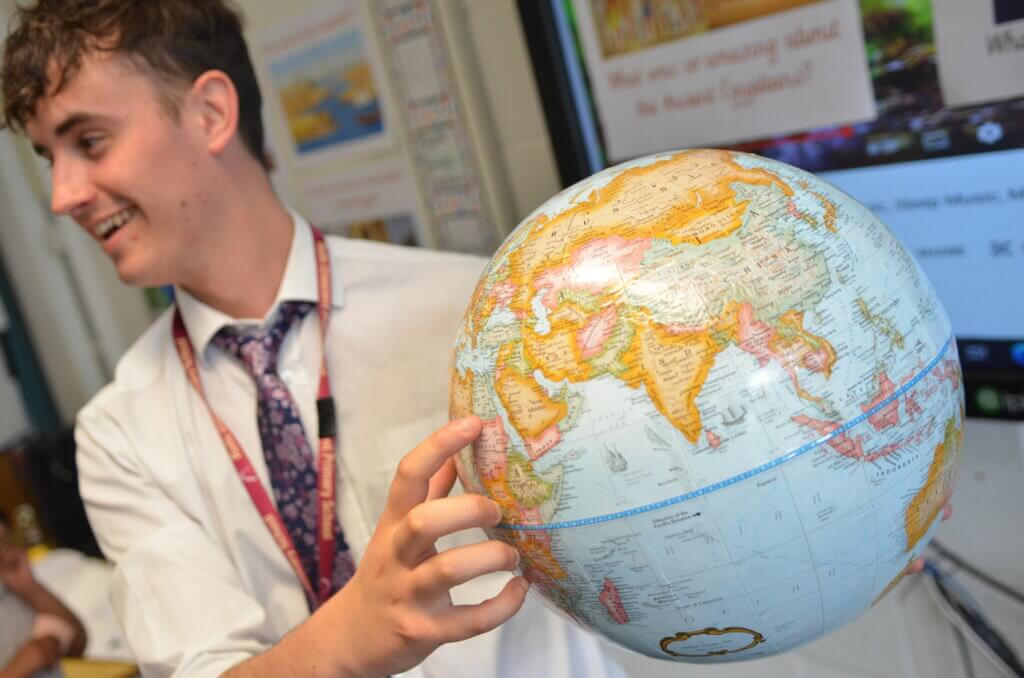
386,416,482,519
436,576,531,643
411,540,520,597
393,494,502,565
426,458,459,502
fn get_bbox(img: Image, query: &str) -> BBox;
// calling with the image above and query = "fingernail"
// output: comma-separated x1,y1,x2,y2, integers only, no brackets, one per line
457,416,477,434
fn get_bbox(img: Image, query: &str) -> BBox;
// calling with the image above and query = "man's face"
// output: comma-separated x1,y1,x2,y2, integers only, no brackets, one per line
25,52,207,287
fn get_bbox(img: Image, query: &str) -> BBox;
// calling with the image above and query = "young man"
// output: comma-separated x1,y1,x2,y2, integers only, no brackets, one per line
1,2,625,677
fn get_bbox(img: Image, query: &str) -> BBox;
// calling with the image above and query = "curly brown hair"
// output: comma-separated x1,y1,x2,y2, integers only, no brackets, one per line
1,0,265,163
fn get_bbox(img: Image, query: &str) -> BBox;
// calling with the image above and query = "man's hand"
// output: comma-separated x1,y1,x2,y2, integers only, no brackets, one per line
324,415,528,677
0,524,37,598
228,416,529,678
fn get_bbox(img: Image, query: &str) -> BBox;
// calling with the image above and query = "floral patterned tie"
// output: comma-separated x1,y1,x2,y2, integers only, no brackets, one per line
213,301,355,609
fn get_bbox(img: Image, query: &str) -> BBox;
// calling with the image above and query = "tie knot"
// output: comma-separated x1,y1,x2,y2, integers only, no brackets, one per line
213,301,314,378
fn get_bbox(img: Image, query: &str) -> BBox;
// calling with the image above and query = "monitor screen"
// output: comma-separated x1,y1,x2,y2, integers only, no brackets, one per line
520,0,1024,419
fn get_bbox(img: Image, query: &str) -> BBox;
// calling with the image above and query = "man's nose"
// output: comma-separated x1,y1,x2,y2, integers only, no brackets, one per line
49,157,96,216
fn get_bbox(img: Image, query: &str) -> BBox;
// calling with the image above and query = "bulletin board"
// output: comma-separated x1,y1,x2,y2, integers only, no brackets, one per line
245,0,509,254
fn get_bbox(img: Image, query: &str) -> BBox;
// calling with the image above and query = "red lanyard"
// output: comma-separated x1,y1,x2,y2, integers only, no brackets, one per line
171,227,337,608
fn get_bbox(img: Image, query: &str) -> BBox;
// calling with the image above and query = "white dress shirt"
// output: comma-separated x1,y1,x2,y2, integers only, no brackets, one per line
75,214,625,678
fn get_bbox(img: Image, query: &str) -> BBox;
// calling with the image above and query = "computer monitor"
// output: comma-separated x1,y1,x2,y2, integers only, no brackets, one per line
518,0,1024,419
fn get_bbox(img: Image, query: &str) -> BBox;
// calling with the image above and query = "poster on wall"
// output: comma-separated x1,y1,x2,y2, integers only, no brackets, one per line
299,155,430,248
572,0,877,161
708,0,1024,173
372,0,501,255
932,0,1024,108
253,0,393,164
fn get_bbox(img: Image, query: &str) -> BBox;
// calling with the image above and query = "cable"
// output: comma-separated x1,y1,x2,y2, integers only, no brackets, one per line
952,623,978,678
922,561,1024,678
922,563,1022,677
929,540,1024,607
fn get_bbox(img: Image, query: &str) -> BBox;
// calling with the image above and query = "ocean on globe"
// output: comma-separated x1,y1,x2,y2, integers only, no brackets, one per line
448,148,963,663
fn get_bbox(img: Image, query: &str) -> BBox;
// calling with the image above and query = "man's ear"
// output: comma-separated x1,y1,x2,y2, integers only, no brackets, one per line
186,70,239,156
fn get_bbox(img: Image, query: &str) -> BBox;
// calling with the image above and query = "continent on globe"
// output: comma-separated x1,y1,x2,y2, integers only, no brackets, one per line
450,149,964,663
905,415,962,553
598,577,629,624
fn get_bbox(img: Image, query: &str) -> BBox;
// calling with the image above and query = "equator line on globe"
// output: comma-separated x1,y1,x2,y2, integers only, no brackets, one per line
500,332,953,532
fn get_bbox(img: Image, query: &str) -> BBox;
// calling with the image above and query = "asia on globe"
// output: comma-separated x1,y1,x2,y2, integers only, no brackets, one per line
449,149,963,662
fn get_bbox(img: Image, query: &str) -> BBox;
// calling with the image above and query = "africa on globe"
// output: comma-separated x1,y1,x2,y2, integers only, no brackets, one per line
449,149,963,662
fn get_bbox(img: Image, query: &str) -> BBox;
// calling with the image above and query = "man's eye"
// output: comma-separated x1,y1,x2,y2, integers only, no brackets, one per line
78,135,106,154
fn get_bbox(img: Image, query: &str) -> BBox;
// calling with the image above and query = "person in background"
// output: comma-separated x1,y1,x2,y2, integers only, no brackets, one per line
0,516,87,678
0,1,625,677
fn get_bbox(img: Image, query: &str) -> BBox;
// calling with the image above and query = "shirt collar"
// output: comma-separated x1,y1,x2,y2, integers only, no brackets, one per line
174,210,345,362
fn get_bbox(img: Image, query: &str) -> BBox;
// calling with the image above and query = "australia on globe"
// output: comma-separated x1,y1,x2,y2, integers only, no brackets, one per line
449,148,963,662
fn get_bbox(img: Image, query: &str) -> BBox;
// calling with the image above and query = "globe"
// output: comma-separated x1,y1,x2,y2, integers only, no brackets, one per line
449,149,963,662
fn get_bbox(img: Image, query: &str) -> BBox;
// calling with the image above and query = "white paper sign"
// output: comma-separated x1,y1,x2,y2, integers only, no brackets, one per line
574,0,876,161
933,0,1024,108
299,155,429,243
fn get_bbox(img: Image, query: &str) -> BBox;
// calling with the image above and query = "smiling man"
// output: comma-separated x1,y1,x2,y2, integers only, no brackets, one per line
0,2,626,677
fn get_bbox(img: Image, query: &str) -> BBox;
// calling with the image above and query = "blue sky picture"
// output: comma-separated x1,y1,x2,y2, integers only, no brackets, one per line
270,30,383,155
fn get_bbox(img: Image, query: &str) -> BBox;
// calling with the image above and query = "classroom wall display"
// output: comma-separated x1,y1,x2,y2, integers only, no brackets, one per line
572,0,877,161
248,0,510,255
372,0,502,253
931,0,1024,108
255,0,394,165
299,154,428,247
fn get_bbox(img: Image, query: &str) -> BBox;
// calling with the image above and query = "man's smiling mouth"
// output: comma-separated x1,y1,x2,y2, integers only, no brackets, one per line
94,206,136,240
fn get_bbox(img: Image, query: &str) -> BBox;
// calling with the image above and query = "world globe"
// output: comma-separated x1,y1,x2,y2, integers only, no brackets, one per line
449,149,963,662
